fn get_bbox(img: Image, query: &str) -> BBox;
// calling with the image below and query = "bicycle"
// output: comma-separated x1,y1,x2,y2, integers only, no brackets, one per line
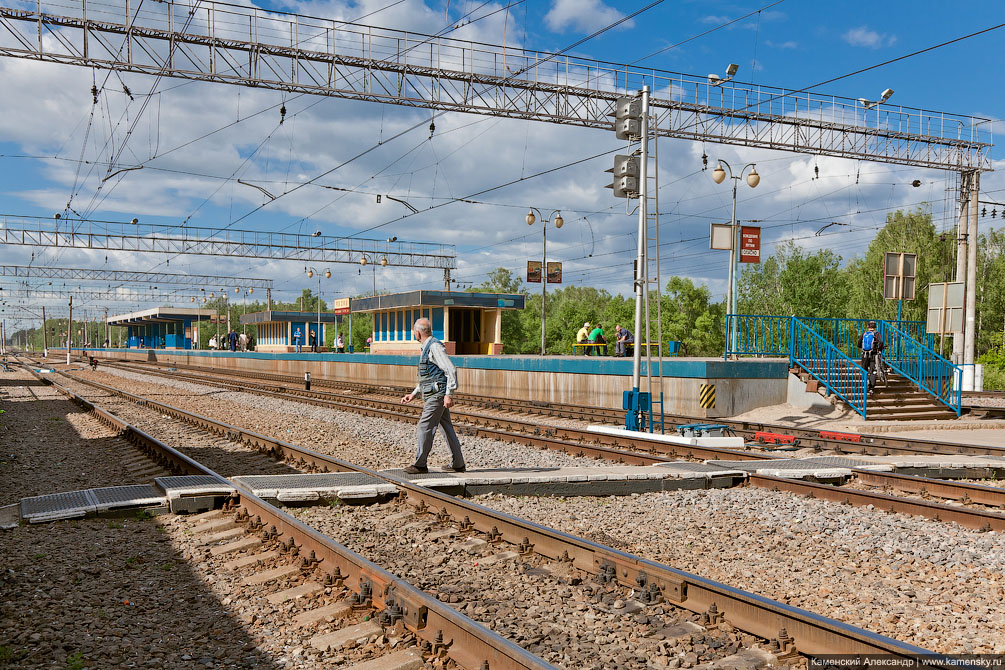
863,350,887,392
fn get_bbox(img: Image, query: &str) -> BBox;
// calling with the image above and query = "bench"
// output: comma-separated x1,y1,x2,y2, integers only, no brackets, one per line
573,342,608,355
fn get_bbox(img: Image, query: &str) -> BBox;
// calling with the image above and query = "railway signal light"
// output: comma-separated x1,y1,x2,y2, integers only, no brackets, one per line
605,155,640,198
613,96,642,141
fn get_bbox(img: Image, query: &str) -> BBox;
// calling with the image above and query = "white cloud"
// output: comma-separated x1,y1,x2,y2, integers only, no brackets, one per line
766,40,798,50
842,26,897,49
544,0,631,34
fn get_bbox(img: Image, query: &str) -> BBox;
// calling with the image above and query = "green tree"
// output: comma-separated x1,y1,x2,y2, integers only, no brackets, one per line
738,240,849,317
660,276,724,356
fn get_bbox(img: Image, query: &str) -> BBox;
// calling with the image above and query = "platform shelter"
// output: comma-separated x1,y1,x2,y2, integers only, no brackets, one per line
107,307,216,349
240,310,340,352
351,290,524,355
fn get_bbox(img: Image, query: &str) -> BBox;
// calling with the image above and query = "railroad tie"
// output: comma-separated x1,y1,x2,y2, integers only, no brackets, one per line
309,620,382,652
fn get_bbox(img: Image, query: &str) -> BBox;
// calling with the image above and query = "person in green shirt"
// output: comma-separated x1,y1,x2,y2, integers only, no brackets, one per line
588,324,606,356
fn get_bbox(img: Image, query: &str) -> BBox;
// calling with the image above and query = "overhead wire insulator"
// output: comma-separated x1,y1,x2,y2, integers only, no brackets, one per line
91,85,99,104
122,84,133,100
428,119,436,139
279,104,286,124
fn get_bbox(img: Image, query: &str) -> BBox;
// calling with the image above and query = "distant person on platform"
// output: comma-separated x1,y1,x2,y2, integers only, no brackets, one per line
309,328,317,353
293,328,302,353
239,332,247,351
209,335,217,350
400,318,465,474
229,329,238,352
336,333,345,353
588,323,606,356
247,334,256,352
576,322,591,355
615,325,634,357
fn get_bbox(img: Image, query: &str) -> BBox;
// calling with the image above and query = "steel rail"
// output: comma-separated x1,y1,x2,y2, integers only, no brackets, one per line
97,360,1005,525
108,358,1005,458
851,469,1005,508
21,362,556,670
101,360,771,463
748,474,1005,532
44,365,951,660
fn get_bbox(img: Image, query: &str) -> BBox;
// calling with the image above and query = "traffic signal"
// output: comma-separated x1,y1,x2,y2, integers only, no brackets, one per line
606,155,639,198
613,96,641,141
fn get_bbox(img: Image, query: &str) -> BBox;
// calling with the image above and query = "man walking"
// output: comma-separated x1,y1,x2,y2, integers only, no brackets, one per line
400,318,465,474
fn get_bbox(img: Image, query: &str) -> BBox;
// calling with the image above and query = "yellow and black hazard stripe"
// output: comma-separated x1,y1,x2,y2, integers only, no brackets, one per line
699,383,715,408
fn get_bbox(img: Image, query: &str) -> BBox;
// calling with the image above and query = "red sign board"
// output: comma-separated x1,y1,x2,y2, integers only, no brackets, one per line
739,226,761,263
331,298,351,316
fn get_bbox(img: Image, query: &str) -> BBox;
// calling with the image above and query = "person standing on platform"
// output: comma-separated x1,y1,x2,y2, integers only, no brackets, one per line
615,325,634,357
309,328,317,353
400,318,465,474
248,334,256,352
293,328,302,353
576,322,591,355
228,329,238,352
239,332,247,351
588,323,606,356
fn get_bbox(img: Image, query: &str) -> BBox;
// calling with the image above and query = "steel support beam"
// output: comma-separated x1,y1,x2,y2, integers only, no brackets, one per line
0,0,991,171
0,215,456,269
0,265,274,289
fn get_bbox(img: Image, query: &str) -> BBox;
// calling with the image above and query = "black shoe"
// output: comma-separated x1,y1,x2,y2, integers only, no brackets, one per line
443,465,466,473
403,465,428,474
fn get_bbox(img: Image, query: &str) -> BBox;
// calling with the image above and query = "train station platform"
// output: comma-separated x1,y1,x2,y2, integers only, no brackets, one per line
81,348,792,417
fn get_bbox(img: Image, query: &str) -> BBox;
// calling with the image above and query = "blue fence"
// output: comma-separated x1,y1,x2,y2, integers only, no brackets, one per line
726,314,961,419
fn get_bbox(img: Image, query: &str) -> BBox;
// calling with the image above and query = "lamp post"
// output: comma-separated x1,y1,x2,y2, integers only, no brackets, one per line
306,267,330,351
525,208,564,356
711,160,759,353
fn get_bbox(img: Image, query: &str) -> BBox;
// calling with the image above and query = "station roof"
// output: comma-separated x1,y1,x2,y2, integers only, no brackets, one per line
240,310,340,326
351,291,524,313
106,307,217,325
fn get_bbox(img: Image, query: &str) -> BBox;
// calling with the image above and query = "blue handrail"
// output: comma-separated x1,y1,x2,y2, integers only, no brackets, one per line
877,321,961,415
789,317,868,418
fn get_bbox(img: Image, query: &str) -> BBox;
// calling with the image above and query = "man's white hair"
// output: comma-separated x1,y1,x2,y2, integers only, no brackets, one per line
414,318,433,336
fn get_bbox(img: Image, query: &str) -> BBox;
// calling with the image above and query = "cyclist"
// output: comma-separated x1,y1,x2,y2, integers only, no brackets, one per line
858,321,885,392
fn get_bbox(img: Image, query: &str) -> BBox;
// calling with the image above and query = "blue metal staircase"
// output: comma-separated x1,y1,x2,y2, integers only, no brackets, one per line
726,315,961,420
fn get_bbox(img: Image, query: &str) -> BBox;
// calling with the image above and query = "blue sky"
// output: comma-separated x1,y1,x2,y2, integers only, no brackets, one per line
0,0,1002,330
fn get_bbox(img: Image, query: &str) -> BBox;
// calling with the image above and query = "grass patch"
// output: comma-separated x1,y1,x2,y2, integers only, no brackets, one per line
134,509,153,522
107,520,123,529
66,651,85,670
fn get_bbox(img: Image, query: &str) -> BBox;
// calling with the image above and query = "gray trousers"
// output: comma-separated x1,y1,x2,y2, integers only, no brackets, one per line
414,394,464,468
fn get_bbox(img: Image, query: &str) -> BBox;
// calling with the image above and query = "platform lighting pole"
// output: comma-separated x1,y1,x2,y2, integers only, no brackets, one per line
306,267,330,351
711,159,760,355
525,208,564,356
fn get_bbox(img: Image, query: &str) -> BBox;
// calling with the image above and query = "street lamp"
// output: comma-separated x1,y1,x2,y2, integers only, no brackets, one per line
306,267,331,352
525,207,564,356
711,159,759,354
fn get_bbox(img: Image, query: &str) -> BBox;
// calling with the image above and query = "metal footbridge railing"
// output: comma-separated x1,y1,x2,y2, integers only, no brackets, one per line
725,315,961,419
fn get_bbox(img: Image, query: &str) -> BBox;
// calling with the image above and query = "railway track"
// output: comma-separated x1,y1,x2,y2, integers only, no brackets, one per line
50,358,1005,530
108,358,1005,458
15,359,963,662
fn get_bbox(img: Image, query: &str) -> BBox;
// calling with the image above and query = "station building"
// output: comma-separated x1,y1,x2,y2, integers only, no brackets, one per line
107,307,217,349
350,290,525,355
239,309,344,352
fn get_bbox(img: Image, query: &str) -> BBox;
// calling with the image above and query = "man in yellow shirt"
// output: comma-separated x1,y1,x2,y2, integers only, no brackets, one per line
575,322,591,355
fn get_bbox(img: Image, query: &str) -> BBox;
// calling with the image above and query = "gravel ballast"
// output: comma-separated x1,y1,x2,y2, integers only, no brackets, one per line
476,488,1005,654
82,366,605,471
0,369,142,505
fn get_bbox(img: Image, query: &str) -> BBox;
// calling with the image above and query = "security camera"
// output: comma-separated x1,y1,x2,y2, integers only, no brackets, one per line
130,218,138,224
53,213,61,219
